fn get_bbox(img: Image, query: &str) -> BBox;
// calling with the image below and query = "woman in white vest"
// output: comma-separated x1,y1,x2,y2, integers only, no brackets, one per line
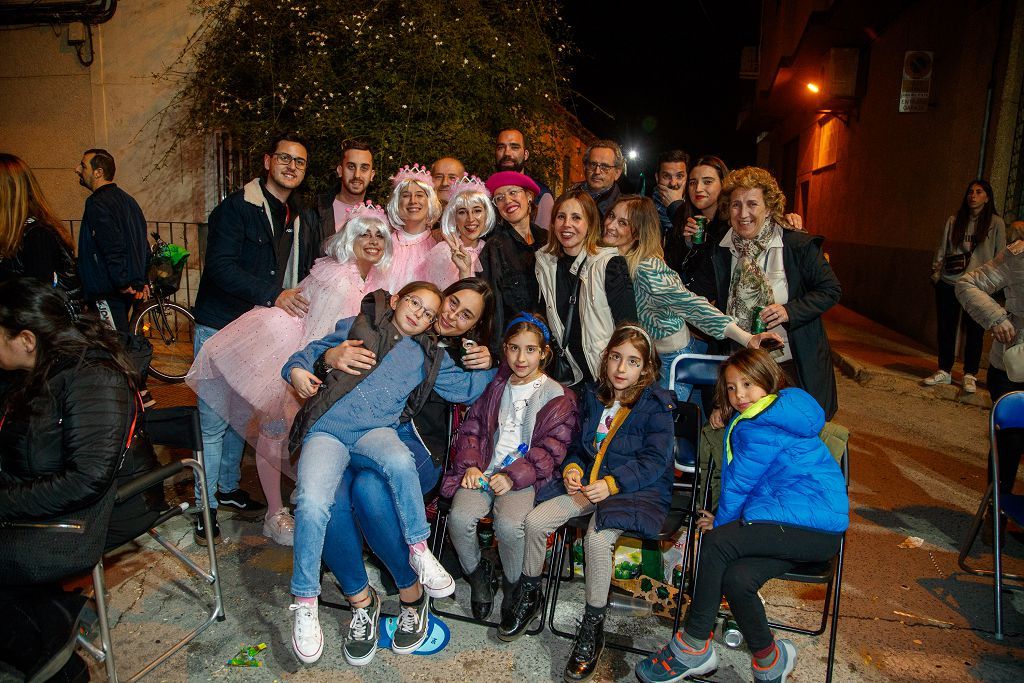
535,187,638,391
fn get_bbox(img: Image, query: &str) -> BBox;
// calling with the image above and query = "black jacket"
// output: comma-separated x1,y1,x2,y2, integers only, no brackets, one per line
0,219,68,286
0,353,134,521
193,179,324,330
706,229,841,419
78,184,149,299
478,220,548,340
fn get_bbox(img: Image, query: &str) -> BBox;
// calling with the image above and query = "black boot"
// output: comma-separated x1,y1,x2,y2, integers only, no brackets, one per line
497,580,542,641
563,607,605,682
465,558,497,621
500,576,520,623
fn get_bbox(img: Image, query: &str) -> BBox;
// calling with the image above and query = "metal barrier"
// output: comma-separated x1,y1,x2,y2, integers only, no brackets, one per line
64,220,206,308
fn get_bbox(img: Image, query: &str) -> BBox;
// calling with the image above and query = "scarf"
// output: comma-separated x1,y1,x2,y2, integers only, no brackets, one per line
726,218,777,332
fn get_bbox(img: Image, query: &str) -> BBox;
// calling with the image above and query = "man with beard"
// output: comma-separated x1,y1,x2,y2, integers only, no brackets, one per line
75,148,149,333
317,140,375,233
653,149,690,239
495,128,553,230
430,156,466,208
191,132,325,544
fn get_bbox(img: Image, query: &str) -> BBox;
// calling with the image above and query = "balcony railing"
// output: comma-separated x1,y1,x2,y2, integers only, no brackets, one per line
64,220,206,308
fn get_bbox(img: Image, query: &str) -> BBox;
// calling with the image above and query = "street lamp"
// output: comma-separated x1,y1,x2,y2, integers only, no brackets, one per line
806,82,821,93
628,149,639,161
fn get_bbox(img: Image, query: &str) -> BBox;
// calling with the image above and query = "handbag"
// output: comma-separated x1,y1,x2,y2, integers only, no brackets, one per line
548,265,583,385
942,232,974,276
0,391,142,585
15,218,84,304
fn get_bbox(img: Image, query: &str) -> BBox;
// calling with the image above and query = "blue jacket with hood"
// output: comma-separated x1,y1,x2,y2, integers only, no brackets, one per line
716,387,848,533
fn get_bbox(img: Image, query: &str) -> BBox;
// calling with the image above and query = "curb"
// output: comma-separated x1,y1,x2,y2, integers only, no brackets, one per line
831,351,991,409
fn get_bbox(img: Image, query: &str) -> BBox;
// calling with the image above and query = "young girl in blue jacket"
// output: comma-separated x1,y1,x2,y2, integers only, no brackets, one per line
502,323,676,683
637,348,849,683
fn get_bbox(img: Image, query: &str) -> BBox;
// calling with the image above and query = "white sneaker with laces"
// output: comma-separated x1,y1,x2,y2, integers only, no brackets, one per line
263,508,295,546
409,545,455,598
963,374,978,393
290,601,324,664
923,370,952,386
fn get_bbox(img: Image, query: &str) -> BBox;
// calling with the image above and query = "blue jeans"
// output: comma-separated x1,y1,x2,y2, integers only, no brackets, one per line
193,324,246,508
659,336,707,402
321,423,441,597
290,427,431,597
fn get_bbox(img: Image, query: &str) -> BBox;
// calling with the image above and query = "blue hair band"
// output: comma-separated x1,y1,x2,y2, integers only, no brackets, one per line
505,312,550,343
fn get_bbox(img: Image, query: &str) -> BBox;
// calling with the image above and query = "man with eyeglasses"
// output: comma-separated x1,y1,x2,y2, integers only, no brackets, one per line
192,132,326,544
317,140,375,234
574,139,625,220
494,129,554,230
479,171,548,336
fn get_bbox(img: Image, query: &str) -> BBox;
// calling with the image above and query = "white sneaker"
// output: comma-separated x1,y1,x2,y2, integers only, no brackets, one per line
289,601,323,664
409,545,455,598
923,370,952,386
963,374,978,393
263,508,295,546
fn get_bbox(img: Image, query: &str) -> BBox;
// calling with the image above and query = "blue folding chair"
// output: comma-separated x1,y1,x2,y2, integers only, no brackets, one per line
957,390,1024,640
668,354,729,474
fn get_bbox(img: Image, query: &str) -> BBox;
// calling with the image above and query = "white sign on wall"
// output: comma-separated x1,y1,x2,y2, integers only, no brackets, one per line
899,51,933,113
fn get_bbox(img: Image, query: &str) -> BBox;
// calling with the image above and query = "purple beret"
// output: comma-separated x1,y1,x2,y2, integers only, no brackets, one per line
485,171,541,196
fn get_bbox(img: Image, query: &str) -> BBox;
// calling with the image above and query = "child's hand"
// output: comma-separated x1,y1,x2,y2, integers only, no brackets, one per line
489,473,512,496
563,468,583,494
290,368,322,398
461,467,485,489
696,509,715,532
582,479,611,503
709,408,725,429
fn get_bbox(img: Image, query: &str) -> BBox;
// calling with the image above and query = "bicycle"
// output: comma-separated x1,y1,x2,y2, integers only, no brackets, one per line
130,232,196,383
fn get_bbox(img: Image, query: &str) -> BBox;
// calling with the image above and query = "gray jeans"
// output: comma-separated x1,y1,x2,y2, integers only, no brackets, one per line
449,486,536,582
522,494,623,608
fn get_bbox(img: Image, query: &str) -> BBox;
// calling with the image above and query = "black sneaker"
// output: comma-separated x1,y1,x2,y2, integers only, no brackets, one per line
194,508,221,546
139,389,156,408
344,587,381,666
391,595,430,654
216,488,267,515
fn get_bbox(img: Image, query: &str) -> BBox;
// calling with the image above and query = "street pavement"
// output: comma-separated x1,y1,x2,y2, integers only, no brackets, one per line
83,306,1023,682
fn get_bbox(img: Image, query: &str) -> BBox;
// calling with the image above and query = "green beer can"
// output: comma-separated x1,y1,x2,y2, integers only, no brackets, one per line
751,306,767,333
692,216,707,245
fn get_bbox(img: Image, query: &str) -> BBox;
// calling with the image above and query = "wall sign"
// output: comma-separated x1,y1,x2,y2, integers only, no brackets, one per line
900,51,933,113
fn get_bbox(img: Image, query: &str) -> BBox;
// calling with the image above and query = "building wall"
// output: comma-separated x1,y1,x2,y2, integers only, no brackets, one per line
0,0,207,224
758,0,1023,346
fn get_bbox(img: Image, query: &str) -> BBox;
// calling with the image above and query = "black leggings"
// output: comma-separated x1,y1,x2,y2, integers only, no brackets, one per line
684,521,842,651
934,280,985,375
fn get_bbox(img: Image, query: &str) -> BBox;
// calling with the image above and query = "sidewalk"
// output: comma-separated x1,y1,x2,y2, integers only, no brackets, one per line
825,305,992,409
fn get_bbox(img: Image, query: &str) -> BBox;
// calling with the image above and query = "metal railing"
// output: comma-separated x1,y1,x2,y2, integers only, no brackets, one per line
64,220,206,308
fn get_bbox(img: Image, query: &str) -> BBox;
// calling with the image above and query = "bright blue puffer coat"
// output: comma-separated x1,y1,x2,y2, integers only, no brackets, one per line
715,387,849,533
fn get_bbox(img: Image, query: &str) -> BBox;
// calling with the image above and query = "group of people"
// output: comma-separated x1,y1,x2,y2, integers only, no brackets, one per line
1,130,855,683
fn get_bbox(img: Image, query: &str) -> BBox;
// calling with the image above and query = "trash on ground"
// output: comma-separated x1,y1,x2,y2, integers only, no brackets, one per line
898,536,924,548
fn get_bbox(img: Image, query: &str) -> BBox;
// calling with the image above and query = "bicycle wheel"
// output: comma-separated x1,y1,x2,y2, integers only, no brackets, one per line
131,301,196,383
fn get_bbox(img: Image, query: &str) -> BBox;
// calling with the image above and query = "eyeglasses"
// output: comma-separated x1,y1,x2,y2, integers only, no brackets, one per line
492,188,525,205
585,161,619,173
445,297,477,323
271,152,308,170
402,295,437,323
608,351,643,369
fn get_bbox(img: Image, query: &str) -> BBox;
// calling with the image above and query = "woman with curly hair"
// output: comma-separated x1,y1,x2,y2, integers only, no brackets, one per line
704,167,841,421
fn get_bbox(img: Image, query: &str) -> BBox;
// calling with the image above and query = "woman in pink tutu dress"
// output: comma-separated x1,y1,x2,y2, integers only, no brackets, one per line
416,174,496,289
185,203,392,545
385,164,442,292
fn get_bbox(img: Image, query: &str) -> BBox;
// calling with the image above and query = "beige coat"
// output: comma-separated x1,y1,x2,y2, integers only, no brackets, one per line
955,242,1024,371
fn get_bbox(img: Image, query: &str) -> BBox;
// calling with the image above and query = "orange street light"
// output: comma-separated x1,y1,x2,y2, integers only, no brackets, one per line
806,82,821,94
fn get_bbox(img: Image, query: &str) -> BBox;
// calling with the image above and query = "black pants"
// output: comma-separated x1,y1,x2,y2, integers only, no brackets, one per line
684,521,842,651
987,367,1024,493
934,280,985,375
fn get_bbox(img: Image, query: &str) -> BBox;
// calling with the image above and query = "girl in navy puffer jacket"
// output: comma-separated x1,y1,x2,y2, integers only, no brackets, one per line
638,348,849,683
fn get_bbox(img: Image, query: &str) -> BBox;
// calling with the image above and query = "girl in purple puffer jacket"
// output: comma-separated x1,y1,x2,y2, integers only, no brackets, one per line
440,312,578,623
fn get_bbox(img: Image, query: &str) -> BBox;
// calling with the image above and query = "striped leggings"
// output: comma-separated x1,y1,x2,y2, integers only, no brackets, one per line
521,493,623,608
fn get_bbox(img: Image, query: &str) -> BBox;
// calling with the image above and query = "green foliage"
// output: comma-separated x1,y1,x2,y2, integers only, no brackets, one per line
172,0,574,199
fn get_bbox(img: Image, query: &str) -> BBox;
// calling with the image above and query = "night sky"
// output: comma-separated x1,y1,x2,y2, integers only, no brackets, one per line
560,0,762,186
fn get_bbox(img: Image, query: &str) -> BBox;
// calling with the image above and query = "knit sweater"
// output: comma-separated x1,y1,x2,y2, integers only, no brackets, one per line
933,214,1006,285
282,317,494,445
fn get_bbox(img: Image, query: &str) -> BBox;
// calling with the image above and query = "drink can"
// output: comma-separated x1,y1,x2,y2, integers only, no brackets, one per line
477,524,494,549
723,619,744,648
751,306,767,333
671,564,683,588
692,216,707,245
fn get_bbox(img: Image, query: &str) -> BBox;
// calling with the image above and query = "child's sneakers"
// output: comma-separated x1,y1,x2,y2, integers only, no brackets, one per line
289,600,323,664
635,631,718,683
391,595,430,654
343,588,381,666
263,508,295,546
752,639,797,682
409,544,455,598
